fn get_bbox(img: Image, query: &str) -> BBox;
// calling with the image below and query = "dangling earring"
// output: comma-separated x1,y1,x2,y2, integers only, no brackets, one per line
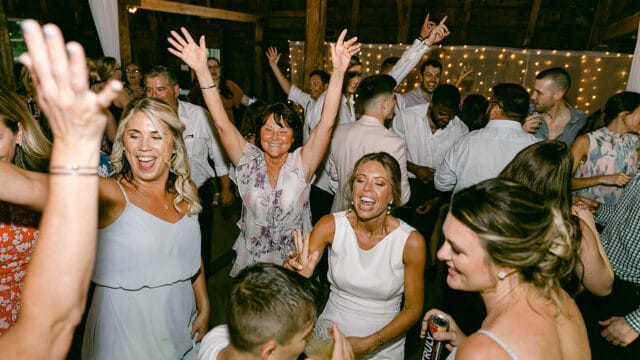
386,202,392,214
497,271,506,280
348,201,354,213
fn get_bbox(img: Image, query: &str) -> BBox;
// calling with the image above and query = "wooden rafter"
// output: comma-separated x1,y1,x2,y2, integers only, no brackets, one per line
126,0,257,23
118,0,132,65
522,0,542,47
597,11,640,42
351,0,360,34
395,0,413,43
460,0,474,44
304,0,327,87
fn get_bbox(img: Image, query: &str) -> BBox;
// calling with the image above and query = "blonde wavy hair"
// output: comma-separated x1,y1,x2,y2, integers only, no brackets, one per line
111,98,201,215
450,178,577,312
0,83,51,172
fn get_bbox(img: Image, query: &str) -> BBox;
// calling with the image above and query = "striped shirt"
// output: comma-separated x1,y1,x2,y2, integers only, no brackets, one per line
595,175,640,332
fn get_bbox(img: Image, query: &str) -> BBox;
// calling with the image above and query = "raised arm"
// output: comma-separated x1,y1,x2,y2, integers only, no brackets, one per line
0,161,48,211
266,47,292,95
168,28,246,165
300,30,360,181
1,20,121,359
388,15,449,85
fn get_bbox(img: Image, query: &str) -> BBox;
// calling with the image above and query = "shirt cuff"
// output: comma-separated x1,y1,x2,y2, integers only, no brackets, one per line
624,308,640,334
595,203,613,226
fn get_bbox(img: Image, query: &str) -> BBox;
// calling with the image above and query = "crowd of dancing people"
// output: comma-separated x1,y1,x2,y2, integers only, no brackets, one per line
1,13,639,360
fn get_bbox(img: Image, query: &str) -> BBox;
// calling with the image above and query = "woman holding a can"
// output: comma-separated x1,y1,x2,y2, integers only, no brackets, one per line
421,178,589,359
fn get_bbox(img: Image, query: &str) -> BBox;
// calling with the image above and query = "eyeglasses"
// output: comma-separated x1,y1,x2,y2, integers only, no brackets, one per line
126,69,140,74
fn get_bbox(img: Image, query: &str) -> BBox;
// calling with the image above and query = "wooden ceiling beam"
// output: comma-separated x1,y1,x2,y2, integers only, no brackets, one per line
596,11,640,42
396,0,412,43
522,0,542,47
128,0,257,23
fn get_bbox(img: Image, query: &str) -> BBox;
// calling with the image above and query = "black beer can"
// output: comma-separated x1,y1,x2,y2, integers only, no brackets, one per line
421,314,450,360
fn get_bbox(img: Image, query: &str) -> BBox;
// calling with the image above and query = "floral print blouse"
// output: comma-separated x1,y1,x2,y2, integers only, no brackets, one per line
230,143,312,277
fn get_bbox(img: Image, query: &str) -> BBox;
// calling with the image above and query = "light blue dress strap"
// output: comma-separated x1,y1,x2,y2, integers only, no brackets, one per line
113,178,130,203
477,329,519,360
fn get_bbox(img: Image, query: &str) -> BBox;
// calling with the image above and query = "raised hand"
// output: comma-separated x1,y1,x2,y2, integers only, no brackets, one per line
167,28,209,75
19,20,121,148
419,13,437,40
424,16,450,46
330,29,360,73
266,46,281,68
284,229,319,278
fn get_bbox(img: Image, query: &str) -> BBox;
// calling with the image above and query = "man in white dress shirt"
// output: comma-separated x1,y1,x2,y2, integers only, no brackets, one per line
328,74,411,212
435,83,539,194
394,84,468,235
145,66,233,264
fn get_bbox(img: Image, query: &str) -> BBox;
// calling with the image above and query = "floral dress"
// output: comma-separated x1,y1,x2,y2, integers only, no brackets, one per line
574,127,639,207
230,143,312,277
0,202,40,334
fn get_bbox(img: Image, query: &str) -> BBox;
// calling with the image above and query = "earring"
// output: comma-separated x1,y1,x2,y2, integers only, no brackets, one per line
386,202,392,214
348,201,354,213
497,271,506,280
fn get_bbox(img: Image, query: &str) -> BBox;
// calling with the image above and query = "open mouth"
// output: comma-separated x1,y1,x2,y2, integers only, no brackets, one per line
358,196,377,211
137,156,156,171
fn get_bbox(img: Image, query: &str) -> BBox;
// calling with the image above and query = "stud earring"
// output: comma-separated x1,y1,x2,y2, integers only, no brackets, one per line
386,202,392,214
497,271,506,280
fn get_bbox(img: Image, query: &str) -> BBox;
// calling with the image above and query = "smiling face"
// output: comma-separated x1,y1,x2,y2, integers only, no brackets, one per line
123,111,174,184
308,75,325,100
351,160,394,220
145,75,179,110
0,118,21,163
420,65,442,95
428,103,457,130
438,213,500,292
207,58,222,82
344,64,363,95
259,114,294,159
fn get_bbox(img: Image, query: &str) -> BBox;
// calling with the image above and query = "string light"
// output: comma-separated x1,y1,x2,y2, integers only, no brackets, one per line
287,41,632,114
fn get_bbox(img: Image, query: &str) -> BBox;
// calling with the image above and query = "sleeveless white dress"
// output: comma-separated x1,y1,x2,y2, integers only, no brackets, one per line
318,211,414,359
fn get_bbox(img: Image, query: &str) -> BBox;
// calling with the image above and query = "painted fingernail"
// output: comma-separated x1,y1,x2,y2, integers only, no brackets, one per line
66,43,78,54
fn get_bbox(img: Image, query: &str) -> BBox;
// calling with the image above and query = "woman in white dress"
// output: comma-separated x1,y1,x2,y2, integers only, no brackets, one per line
287,152,426,359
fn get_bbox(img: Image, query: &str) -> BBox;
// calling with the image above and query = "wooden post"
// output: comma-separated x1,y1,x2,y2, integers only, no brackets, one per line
522,0,542,47
588,0,614,48
460,0,474,44
304,0,326,87
254,17,264,98
396,0,412,43
0,0,15,90
118,0,133,65
351,0,360,35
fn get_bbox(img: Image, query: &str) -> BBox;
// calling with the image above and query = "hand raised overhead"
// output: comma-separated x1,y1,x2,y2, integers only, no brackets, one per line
266,46,281,67
424,16,450,46
167,27,209,75
330,29,360,73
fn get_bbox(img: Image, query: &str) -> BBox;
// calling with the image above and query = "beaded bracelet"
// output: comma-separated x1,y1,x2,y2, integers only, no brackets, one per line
200,83,217,90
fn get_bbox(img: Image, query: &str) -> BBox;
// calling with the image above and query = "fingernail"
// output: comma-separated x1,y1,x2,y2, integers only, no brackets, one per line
43,24,55,37
66,43,78,54
21,19,36,33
